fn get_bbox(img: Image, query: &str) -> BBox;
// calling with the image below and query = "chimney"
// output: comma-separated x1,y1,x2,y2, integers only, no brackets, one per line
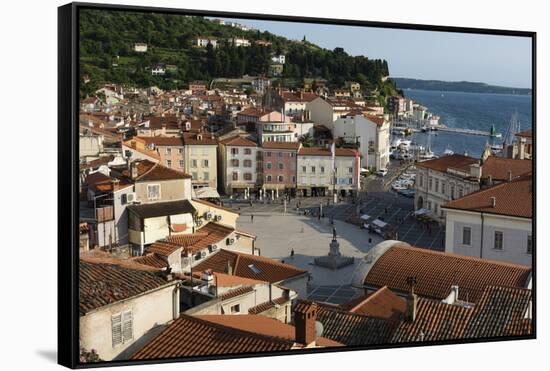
469,163,481,179
519,137,526,160
490,196,496,208
405,276,418,323
294,302,318,346
131,161,139,180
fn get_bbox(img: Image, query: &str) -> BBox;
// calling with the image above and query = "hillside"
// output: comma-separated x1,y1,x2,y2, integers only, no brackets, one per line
79,9,398,101
393,78,531,95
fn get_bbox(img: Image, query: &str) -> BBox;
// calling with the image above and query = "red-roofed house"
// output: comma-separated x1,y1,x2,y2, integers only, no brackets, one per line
297,146,360,197
442,174,533,266
218,136,259,196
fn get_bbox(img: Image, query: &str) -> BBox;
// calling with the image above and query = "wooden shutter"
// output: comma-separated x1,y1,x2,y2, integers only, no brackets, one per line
122,311,133,343
111,313,122,346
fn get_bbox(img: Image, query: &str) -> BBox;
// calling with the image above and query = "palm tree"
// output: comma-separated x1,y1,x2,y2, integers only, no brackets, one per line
298,133,314,147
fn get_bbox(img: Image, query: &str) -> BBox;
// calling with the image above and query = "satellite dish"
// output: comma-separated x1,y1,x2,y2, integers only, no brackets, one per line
315,321,324,339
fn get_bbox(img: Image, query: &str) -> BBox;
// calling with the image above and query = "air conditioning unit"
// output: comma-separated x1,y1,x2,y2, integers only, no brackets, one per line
214,215,222,221
125,193,137,204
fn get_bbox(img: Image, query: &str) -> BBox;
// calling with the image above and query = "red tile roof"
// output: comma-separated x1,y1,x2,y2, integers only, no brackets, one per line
183,132,218,145
416,154,478,173
443,173,532,218
343,286,406,321
122,160,192,181
193,249,307,284
197,315,342,347
137,136,184,147
79,260,172,316
364,245,531,303
481,156,532,181
131,315,294,359
391,297,473,343
298,146,357,157
219,135,258,147
261,142,301,150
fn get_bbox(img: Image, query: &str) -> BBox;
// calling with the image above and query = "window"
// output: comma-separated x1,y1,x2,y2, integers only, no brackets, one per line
179,160,184,168
191,159,198,168
435,179,439,193
278,175,284,182
165,148,171,155
244,148,252,155
111,311,133,347
166,160,172,168
244,159,252,167
232,172,238,181
203,172,209,180
462,227,471,245
311,166,316,173
230,304,241,314
320,166,325,173
527,235,533,254
266,162,272,169
244,173,252,181
494,231,503,250
203,159,209,168
147,184,160,200
302,166,306,173
348,167,353,173
278,163,284,170
231,159,239,167
266,175,272,182
231,148,239,155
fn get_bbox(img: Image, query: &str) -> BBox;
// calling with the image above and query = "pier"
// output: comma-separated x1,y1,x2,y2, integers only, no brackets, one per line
435,127,502,138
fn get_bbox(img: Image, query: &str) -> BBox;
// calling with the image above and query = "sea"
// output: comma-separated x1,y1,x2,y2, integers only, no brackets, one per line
400,89,533,158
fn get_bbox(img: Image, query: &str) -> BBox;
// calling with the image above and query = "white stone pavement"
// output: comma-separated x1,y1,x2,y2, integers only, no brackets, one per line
236,212,384,286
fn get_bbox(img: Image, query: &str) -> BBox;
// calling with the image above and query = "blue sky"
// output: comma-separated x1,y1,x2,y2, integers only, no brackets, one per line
219,18,532,89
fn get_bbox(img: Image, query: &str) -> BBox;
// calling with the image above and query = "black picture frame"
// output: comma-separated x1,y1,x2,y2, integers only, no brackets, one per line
58,2,536,369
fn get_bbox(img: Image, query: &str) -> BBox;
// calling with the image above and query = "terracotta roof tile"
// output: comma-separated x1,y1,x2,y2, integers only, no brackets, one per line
298,146,357,157
261,142,301,150
79,260,171,316
219,135,258,147
131,315,294,360
463,285,532,338
343,286,406,321
443,173,532,218
481,156,532,181
193,249,307,284
364,245,531,303
391,298,473,343
416,154,478,173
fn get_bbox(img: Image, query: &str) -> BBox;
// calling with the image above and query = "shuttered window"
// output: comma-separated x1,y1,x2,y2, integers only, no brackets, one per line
111,310,133,347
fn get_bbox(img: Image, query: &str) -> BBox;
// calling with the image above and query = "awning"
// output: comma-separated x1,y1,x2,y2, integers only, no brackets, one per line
371,219,388,229
414,208,430,216
192,187,221,199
